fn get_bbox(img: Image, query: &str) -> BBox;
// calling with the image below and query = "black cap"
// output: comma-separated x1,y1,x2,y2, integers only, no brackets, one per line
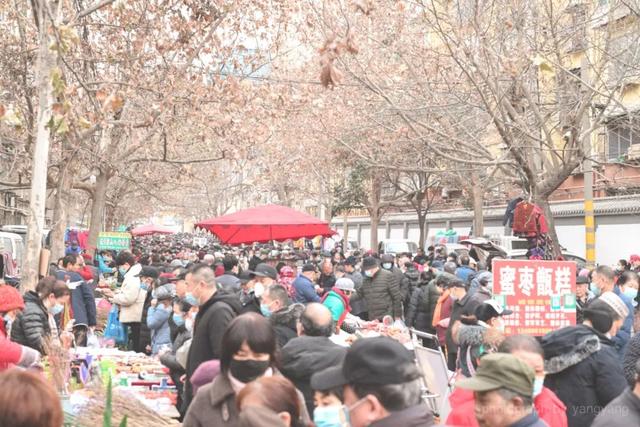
136,266,160,279
302,263,318,273
576,275,589,285
475,299,514,322
250,263,277,280
238,271,252,284
310,337,422,391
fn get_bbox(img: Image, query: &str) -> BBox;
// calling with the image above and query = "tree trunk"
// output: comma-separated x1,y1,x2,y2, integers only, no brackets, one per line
368,172,383,251
471,182,485,237
87,171,109,257
22,0,57,291
534,195,561,258
343,212,349,247
417,212,427,249
49,166,70,261
370,209,380,251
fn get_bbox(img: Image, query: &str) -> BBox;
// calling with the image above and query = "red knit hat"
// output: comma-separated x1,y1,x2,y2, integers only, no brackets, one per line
0,285,25,312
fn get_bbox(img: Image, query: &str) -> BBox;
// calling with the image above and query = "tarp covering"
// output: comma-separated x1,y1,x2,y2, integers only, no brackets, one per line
130,224,176,236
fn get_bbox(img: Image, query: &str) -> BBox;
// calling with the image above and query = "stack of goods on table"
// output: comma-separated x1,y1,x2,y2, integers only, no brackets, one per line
61,348,180,425
355,317,412,346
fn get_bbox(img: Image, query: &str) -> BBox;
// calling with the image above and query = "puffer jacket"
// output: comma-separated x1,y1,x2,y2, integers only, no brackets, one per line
10,291,51,353
358,268,403,320
160,323,191,372
406,280,440,334
270,303,304,349
542,324,626,427
402,266,421,315
111,263,147,323
346,271,367,316
147,303,172,355
623,333,640,386
469,271,492,297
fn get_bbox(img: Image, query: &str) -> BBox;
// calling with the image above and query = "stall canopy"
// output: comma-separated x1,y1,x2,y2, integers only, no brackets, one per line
195,204,336,245
130,224,176,236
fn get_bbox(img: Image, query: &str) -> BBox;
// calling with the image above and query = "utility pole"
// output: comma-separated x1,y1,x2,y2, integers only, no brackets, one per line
581,57,596,268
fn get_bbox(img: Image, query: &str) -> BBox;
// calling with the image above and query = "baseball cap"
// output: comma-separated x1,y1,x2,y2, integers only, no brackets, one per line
455,353,535,396
250,263,278,280
576,275,589,285
310,337,422,391
335,278,355,292
153,284,175,301
238,271,252,285
302,263,318,273
475,300,513,322
136,266,160,279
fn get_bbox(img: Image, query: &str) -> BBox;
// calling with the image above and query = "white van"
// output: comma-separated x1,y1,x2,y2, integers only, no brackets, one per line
378,239,419,256
0,231,23,278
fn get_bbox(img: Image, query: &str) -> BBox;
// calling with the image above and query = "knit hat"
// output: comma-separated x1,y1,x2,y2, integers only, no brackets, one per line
630,254,640,263
599,291,629,319
0,285,25,313
362,257,379,271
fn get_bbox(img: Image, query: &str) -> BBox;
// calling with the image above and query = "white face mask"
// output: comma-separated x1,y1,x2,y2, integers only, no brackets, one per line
533,376,545,397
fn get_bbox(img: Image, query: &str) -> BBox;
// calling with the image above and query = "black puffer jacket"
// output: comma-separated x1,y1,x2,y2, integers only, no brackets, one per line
542,324,626,427
622,333,640,386
402,267,420,315
281,336,347,414
270,303,304,349
358,269,403,320
406,280,439,334
10,291,50,353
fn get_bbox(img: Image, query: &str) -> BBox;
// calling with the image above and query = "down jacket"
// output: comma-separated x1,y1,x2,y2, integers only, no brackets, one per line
542,324,626,427
406,280,440,334
10,291,51,353
270,303,304,349
111,263,146,323
358,268,403,320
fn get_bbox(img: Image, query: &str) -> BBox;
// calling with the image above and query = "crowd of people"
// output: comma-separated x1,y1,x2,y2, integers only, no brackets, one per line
1,235,640,427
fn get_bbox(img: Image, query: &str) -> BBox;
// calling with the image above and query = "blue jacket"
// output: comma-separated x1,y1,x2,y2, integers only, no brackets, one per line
293,275,320,304
55,270,97,327
612,286,634,359
147,304,172,355
455,266,475,284
97,255,114,275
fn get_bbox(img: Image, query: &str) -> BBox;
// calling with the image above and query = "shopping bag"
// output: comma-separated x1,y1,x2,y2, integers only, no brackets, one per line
103,306,127,345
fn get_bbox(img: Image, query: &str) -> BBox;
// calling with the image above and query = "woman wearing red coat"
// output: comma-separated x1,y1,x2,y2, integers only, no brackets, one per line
0,285,40,370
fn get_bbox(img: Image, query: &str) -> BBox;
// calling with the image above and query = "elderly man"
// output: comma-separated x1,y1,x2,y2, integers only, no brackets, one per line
311,337,434,427
281,303,347,415
357,257,403,321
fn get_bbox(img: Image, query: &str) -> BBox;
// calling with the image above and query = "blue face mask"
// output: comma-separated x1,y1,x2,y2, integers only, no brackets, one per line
49,303,64,315
590,282,601,297
623,287,638,301
314,406,345,427
185,293,199,307
260,303,272,318
119,267,127,277
382,263,393,270
172,313,185,327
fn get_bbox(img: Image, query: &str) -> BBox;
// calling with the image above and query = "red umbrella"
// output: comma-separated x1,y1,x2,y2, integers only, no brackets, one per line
131,224,176,236
195,204,336,245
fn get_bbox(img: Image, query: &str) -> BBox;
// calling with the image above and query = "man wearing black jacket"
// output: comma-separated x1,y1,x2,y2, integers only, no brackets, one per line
182,264,241,413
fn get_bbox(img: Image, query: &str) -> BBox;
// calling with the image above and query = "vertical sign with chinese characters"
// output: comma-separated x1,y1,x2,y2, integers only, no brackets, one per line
492,259,577,336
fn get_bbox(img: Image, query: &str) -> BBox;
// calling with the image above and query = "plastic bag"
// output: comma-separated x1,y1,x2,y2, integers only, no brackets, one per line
86,330,100,348
103,306,127,345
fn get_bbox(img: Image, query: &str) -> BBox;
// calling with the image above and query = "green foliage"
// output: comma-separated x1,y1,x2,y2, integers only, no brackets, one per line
103,377,127,427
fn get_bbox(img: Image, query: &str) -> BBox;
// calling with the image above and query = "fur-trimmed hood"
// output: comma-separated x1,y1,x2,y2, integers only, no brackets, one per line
458,324,486,347
542,324,611,374
270,303,304,329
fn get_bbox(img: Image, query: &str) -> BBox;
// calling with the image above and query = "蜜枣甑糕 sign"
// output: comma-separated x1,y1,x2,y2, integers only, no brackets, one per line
492,259,577,336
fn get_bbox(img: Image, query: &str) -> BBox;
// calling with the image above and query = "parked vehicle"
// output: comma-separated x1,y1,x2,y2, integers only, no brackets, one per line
378,239,419,256
0,231,24,279
446,237,587,271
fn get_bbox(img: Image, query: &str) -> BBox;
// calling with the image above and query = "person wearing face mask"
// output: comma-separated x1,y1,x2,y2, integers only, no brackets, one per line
311,337,434,427
11,277,71,353
542,296,627,427
322,278,354,331
356,257,403,322
616,270,639,307
379,254,409,305
456,300,512,378
146,284,175,355
183,264,241,413
241,263,277,315
590,265,634,359
183,313,311,427
447,334,568,427
104,252,147,353
575,275,593,324
160,298,195,411
445,277,474,371
0,285,41,370
260,284,304,348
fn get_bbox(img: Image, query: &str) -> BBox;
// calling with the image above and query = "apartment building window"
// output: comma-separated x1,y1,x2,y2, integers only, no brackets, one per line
607,115,640,160
607,33,640,86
